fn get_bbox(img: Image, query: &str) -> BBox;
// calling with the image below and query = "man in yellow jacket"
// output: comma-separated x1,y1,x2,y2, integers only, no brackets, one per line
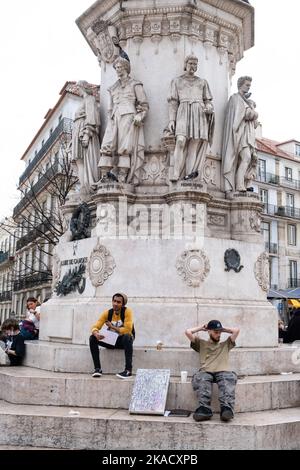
89,292,134,379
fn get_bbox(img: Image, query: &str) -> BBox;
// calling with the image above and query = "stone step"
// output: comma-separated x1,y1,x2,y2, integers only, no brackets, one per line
0,399,299,450
1,367,300,413
23,340,300,376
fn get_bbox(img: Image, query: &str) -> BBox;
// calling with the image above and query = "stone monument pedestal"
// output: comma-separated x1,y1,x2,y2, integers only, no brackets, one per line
35,0,278,357
3,3,299,451
40,187,276,354
37,0,277,356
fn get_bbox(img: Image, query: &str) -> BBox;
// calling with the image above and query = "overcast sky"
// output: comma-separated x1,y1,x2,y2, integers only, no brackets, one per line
0,0,299,219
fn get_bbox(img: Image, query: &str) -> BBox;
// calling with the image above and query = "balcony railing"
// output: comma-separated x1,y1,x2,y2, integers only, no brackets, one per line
279,176,300,190
262,204,277,216
256,173,300,190
13,271,52,292
16,219,54,251
262,204,300,220
0,290,12,302
256,172,279,185
13,162,60,217
19,117,72,185
288,278,300,288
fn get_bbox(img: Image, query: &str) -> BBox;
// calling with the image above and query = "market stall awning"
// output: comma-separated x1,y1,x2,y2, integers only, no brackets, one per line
267,288,287,299
284,287,300,298
288,299,300,308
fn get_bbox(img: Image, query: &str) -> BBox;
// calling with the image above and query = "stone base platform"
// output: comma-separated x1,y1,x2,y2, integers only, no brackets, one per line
2,342,300,450
0,399,299,450
0,367,300,414
23,341,300,376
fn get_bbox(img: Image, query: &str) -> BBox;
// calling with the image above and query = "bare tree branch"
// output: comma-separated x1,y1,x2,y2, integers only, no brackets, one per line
1,138,78,285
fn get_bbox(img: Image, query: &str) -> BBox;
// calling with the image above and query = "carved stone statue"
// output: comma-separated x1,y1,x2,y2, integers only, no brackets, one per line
167,55,215,182
99,57,149,184
222,76,259,193
72,81,101,194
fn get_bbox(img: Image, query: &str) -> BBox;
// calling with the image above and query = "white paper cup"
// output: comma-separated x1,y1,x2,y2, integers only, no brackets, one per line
180,371,188,383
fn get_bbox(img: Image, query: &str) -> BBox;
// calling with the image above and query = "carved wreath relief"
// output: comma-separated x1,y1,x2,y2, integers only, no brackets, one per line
176,249,210,287
87,242,116,287
254,252,270,292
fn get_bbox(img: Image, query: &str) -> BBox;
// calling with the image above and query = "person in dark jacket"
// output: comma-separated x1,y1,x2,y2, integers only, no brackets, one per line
1,319,25,366
282,309,300,343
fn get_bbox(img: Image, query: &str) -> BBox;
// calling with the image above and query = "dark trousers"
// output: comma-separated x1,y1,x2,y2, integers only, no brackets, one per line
8,355,23,366
89,334,133,371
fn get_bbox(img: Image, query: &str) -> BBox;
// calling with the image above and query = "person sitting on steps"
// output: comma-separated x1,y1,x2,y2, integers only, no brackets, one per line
89,292,134,379
185,319,240,422
1,318,25,366
20,297,41,340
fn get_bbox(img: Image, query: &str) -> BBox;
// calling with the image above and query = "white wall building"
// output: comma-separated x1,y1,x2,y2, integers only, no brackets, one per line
0,219,16,323
11,81,99,318
254,137,300,290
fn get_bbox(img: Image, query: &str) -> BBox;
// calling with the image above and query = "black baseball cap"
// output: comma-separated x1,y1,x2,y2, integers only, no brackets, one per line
207,320,223,331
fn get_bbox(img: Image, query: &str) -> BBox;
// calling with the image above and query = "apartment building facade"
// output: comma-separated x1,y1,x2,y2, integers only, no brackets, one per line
11,82,99,318
0,220,16,323
255,138,300,290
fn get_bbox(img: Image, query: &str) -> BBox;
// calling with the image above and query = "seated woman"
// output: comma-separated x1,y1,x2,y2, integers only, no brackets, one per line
20,297,41,340
1,318,25,366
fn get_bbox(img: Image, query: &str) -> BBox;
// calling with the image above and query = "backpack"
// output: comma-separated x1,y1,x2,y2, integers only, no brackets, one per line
108,307,135,339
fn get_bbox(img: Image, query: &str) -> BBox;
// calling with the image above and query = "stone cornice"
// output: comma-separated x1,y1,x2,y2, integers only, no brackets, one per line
164,191,213,205
230,200,264,212
77,0,253,63
208,198,230,210
201,0,254,49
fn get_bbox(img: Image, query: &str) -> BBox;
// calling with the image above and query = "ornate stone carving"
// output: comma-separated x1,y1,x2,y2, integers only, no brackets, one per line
203,160,217,185
168,16,181,34
151,35,162,54
207,214,226,227
51,252,61,290
170,33,181,53
176,249,210,287
167,55,215,182
87,242,116,287
218,31,229,65
141,154,168,185
72,81,100,195
79,2,253,67
249,211,261,233
254,252,270,292
99,58,149,185
55,264,86,296
70,203,91,241
224,249,243,273
87,22,119,63
222,76,259,193
133,36,143,55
